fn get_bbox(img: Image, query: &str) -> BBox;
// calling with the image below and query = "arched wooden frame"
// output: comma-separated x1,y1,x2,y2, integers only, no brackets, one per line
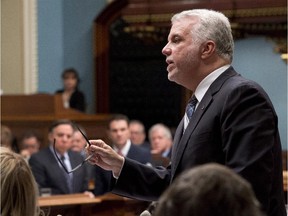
94,0,287,113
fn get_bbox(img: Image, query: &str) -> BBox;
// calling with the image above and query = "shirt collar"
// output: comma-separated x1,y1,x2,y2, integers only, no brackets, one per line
113,140,131,157
194,65,230,103
49,145,69,160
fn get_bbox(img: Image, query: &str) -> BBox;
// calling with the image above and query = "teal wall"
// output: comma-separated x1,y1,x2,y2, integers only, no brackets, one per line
37,0,107,113
233,36,287,149
37,2,287,148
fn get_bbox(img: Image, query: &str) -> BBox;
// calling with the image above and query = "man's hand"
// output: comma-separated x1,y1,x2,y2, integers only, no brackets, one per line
86,139,124,178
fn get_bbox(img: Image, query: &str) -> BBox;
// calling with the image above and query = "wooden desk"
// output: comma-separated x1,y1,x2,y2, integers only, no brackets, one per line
1,94,111,147
38,193,149,216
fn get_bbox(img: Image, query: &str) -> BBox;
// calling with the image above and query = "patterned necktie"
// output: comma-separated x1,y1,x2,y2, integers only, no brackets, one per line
186,95,198,120
61,155,73,193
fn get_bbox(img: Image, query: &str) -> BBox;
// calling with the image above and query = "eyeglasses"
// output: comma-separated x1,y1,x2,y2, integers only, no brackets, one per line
53,124,93,174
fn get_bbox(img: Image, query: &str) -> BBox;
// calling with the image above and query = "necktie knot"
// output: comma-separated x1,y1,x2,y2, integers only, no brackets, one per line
186,95,198,120
117,149,123,156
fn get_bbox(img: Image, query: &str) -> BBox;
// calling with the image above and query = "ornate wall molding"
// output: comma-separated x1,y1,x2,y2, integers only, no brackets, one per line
23,0,38,94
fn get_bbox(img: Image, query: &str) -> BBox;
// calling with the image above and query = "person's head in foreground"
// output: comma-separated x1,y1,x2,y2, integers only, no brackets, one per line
0,147,42,216
154,163,265,216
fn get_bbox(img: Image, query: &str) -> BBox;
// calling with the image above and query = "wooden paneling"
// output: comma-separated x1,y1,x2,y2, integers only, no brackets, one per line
38,193,149,216
94,0,287,114
1,94,111,148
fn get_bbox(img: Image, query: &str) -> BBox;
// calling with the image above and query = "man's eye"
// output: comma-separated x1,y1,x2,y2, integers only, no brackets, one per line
172,36,181,43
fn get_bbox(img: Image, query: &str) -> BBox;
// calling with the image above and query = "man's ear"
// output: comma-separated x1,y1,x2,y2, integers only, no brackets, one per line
201,40,216,59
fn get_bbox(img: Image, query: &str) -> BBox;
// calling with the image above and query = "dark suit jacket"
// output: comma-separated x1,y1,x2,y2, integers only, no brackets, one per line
93,143,151,195
29,147,88,195
55,89,86,112
112,67,286,216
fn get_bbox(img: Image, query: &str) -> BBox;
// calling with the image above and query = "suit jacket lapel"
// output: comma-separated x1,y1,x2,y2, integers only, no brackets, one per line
47,148,70,194
171,67,238,179
171,117,184,162
171,94,213,178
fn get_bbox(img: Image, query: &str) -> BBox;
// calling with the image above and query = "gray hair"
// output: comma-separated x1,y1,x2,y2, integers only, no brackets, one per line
172,9,234,62
148,123,172,140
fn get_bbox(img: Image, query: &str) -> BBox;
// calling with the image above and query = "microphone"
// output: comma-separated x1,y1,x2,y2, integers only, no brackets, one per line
139,210,152,216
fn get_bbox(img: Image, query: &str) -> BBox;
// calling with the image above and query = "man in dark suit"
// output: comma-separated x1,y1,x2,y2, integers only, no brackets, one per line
149,123,172,167
93,114,151,195
129,119,151,151
87,9,286,216
29,119,88,195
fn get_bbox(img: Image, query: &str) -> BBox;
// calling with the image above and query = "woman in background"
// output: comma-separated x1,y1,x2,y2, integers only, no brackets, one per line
56,68,86,112
0,146,43,216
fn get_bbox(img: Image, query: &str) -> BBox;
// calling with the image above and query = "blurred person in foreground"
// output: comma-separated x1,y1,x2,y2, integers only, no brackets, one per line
153,163,265,216
87,9,286,216
1,146,43,216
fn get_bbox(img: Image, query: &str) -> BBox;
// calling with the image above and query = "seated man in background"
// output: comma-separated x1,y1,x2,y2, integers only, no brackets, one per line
129,119,150,150
29,119,89,195
0,124,19,153
149,123,173,167
19,130,41,161
153,163,265,216
94,114,151,195
71,124,96,192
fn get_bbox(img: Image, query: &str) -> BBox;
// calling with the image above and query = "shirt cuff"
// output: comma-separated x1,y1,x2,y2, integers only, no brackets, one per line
112,157,125,179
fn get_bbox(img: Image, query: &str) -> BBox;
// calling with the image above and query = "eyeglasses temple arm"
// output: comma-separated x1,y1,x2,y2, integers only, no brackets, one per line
53,139,70,174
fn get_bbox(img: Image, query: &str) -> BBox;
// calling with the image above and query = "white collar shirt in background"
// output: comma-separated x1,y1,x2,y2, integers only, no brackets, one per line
113,139,131,157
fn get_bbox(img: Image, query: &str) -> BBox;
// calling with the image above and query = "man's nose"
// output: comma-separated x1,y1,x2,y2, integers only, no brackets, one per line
162,44,171,56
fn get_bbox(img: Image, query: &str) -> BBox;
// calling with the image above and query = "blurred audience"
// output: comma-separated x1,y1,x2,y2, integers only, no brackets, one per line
71,124,96,191
71,125,87,156
148,123,172,167
153,163,265,216
0,124,19,153
55,68,86,112
29,119,89,195
94,114,151,195
129,119,150,150
1,146,43,216
19,130,41,161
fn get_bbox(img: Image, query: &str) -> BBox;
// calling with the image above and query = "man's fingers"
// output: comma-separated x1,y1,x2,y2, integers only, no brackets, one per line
89,139,106,147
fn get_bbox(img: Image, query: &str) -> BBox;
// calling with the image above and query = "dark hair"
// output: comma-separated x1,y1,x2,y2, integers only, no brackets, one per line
61,68,80,85
20,131,41,142
48,119,75,133
107,114,130,130
154,163,264,216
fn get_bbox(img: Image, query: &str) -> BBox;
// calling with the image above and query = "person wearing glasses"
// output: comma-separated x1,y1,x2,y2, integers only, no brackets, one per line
129,119,150,151
29,119,89,195
87,9,286,216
